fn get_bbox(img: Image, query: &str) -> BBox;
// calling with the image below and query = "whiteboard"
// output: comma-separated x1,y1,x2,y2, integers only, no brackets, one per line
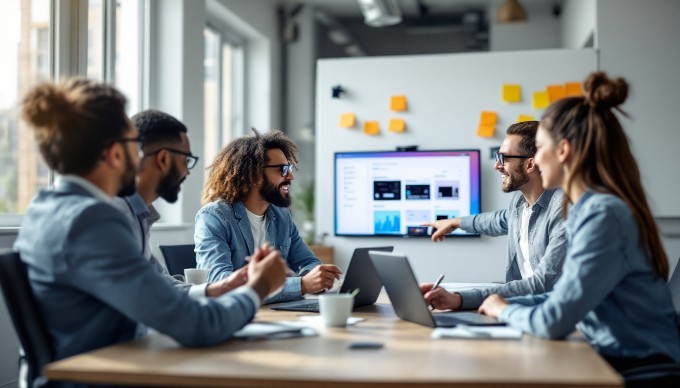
314,49,597,282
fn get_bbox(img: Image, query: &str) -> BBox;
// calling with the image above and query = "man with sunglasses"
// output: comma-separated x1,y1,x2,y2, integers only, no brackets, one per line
195,129,341,303
114,109,248,298
420,121,567,310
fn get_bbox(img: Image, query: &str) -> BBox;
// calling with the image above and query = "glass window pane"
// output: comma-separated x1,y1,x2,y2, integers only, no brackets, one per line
87,0,104,80
0,0,51,216
115,0,141,114
203,28,220,176
221,44,233,146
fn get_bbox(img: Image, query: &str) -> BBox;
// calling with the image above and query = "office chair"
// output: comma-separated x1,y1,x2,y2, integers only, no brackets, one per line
0,251,53,388
158,244,197,277
621,258,680,388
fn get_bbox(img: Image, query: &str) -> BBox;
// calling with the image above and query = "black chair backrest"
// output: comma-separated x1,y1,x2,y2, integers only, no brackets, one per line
158,244,197,277
0,251,53,387
669,258,680,323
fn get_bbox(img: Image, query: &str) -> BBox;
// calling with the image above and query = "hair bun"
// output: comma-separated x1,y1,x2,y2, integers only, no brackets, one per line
584,71,629,109
21,82,72,129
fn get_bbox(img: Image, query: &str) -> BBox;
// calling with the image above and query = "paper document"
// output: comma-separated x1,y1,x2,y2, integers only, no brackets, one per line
297,316,366,326
440,282,501,292
432,325,522,340
233,321,317,340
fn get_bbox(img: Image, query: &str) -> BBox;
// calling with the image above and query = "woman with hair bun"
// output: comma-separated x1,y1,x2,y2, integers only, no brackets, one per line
479,72,680,373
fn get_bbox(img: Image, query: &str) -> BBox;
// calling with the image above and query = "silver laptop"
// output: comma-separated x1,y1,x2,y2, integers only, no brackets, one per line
270,246,394,312
368,251,505,327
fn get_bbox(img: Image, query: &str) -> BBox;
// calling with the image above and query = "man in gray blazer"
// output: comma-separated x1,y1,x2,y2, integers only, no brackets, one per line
421,121,567,310
14,78,286,362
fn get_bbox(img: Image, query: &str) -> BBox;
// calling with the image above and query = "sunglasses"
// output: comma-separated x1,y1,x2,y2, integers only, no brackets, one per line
264,163,296,177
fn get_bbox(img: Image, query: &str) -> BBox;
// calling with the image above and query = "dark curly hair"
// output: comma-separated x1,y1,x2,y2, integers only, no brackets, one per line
202,129,298,204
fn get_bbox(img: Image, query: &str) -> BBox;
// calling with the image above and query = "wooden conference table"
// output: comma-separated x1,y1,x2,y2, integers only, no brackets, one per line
45,294,622,387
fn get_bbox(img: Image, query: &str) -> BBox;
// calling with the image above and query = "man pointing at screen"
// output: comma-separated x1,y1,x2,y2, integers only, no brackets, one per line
421,121,567,310
195,129,341,303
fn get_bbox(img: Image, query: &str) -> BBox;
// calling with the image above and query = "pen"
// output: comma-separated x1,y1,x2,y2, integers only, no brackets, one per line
432,273,445,291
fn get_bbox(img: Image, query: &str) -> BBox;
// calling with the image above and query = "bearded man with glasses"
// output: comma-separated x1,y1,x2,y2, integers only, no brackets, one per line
420,121,568,311
195,129,341,303
113,109,249,299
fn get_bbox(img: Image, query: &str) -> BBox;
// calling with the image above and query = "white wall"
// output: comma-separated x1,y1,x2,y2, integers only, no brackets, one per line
561,0,596,49
595,0,680,217
315,49,597,282
489,0,561,51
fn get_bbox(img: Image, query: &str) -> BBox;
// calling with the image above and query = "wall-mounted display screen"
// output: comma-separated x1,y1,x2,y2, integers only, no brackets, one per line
334,150,481,237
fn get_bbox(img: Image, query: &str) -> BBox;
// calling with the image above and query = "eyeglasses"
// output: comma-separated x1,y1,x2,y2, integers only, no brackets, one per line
264,163,296,177
145,148,199,170
495,152,530,165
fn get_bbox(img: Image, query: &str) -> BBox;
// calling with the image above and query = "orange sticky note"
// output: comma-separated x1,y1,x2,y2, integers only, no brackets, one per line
364,121,380,135
388,118,406,133
517,114,534,123
547,85,566,103
480,111,497,126
339,113,355,128
390,95,407,112
565,82,583,97
533,91,550,109
476,124,495,138
502,84,521,103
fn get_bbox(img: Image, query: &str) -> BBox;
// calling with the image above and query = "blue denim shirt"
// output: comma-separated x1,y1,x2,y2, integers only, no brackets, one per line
500,191,680,362
195,200,321,303
457,189,567,308
14,179,258,363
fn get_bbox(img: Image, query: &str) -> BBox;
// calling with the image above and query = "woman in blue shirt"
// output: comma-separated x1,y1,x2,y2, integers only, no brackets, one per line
478,72,680,373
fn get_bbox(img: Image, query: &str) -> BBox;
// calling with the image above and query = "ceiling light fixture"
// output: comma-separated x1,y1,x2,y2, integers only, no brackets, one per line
496,0,527,23
357,0,402,27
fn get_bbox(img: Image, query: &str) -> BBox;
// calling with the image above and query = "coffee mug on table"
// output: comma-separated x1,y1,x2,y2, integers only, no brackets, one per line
318,294,354,327
184,268,208,285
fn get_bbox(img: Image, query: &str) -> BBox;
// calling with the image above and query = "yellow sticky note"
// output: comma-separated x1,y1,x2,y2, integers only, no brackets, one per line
565,82,583,97
480,111,497,126
390,95,407,112
547,85,566,103
517,114,535,123
388,118,406,133
502,84,521,103
533,91,550,109
364,121,380,136
476,124,495,138
339,113,355,128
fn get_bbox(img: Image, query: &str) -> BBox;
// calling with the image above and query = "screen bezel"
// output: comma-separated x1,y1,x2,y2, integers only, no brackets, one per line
333,149,481,238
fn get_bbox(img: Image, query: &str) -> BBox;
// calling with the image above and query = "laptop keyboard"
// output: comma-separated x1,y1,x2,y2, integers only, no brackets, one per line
433,315,462,327
271,302,320,313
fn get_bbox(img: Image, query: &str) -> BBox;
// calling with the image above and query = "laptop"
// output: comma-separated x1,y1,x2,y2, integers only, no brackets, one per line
368,251,505,327
270,246,394,312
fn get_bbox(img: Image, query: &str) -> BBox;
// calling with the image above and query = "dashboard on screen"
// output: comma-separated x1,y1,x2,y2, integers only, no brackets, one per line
334,150,481,237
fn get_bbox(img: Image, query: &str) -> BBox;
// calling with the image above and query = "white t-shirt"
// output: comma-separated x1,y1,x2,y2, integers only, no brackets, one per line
518,204,535,279
246,208,268,250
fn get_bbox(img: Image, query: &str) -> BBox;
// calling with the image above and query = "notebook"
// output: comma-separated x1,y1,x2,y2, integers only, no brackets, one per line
270,246,394,312
368,251,505,328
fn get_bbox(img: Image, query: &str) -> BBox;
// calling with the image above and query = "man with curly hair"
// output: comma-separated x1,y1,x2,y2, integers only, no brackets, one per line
195,129,341,302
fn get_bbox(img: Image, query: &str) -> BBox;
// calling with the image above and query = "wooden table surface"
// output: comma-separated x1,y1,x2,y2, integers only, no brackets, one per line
45,295,622,387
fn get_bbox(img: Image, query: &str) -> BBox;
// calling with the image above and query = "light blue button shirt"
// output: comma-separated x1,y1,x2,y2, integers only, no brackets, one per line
500,191,680,361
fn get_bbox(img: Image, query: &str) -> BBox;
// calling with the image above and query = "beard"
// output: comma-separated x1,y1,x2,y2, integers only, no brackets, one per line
260,174,292,208
157,161,185,203
117,146,138,198
502,167,530,193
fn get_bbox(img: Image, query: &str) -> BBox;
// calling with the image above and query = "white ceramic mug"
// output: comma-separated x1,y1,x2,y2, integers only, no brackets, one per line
318,294,354,327
184,268,208,285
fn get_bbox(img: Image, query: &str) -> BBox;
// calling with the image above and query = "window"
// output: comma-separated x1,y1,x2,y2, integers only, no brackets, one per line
0,0,51,220
87,0,105,80
115,0,144,114
203,26,244,176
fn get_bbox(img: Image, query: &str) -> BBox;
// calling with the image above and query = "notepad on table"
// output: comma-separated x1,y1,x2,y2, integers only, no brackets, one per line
233,321,317,340
432,325,522,340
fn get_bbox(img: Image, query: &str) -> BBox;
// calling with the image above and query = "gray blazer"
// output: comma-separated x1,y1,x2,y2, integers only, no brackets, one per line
457,189,567,309
14,180,257,361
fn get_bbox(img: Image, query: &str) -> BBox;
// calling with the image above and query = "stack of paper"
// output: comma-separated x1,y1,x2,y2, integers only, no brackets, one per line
233,321,317,341
432,325,522,340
